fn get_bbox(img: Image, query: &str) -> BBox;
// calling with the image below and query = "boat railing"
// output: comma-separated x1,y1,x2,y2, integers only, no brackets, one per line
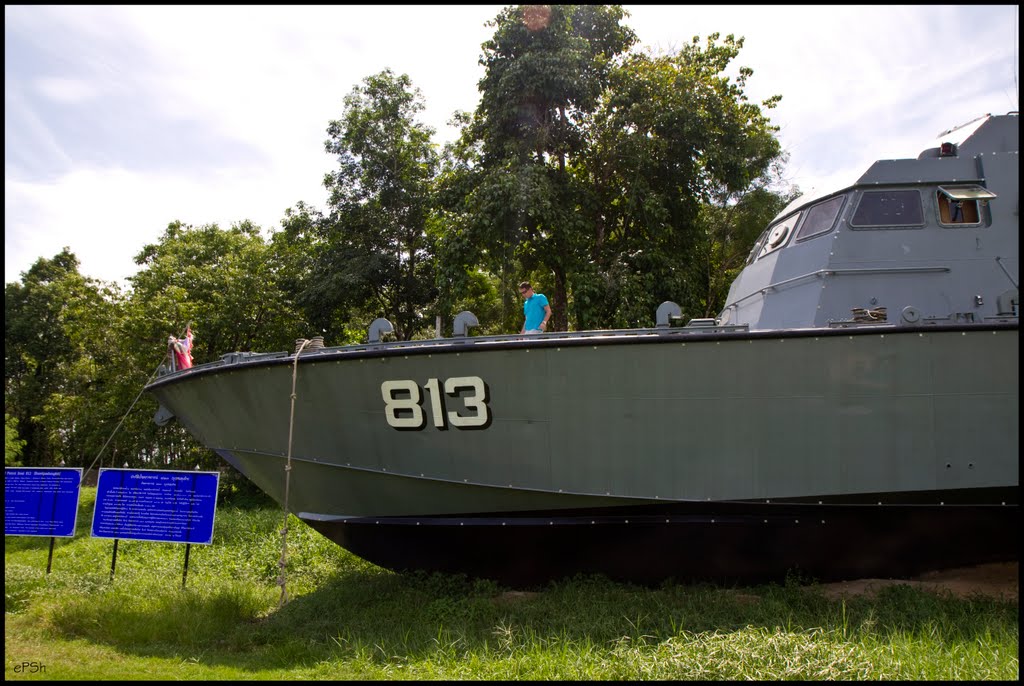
725,266,953,311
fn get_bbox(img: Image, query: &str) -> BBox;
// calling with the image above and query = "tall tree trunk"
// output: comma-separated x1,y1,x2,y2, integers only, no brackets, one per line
552,265,568,332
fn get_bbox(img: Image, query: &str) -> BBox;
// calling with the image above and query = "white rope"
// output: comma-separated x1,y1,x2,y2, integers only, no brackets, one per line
277,337,311,608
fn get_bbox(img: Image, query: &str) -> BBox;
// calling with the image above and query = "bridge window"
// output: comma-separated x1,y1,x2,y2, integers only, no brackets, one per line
794,195,846,242
936,184,995,226
850,190,923,228
745,228,769,265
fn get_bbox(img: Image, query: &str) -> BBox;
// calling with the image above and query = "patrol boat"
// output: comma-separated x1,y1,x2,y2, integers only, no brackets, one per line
147,112,1018,586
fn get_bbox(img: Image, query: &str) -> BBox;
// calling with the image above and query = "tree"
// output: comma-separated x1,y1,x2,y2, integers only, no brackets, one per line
5,414,26,466
4,249,121,467
303,69,440,341
442,4,638,332
576,33,784,326
129,220,306,359
271,202,355,343
442,9,784,331
124,219,307,474
687,185,797,319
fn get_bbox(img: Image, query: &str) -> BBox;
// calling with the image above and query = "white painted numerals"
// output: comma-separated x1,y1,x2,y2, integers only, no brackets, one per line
444,376,489,428
381,376,491,430
380,380,424,429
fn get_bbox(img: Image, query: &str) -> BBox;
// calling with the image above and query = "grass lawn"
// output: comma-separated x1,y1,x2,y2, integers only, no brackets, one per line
5,488,1019,680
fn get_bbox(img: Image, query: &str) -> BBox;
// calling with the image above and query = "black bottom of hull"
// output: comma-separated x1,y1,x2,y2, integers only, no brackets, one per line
302,499,1019,588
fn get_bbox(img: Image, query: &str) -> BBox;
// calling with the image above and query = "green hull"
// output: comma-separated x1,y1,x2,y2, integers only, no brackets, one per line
147,324,1018,519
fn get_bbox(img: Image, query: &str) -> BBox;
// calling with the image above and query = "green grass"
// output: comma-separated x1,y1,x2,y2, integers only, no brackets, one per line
5,488,1018,680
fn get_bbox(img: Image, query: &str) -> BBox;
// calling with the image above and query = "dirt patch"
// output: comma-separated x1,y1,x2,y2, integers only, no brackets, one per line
732,592,762,606
493,590,540,605
816,562,1018,602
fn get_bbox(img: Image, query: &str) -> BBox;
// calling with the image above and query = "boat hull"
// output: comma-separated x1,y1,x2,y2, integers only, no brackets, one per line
147,323,1019,584
302,492,1018,587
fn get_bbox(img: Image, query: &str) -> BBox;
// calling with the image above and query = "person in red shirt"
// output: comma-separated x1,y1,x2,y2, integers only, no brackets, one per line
168,324,194,370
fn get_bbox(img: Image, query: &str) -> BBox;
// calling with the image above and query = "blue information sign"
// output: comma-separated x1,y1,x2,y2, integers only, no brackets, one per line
91,469,219,544
5,467,83,537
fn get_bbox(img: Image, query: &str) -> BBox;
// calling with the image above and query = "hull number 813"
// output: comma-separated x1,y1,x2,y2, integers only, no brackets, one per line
381,376,491,430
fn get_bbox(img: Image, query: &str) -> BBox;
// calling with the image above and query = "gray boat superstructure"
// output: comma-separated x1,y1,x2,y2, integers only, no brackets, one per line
722,112,1018,331
146,113,1019,586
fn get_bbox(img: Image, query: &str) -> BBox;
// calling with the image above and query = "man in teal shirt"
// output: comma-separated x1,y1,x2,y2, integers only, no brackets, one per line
519,281,552,334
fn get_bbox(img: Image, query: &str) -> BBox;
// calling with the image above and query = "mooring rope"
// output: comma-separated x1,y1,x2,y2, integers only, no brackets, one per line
277,337,311,608
851,307,888,322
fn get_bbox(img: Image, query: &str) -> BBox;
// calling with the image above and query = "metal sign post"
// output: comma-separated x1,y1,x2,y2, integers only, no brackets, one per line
182,543,192,588
110,539,119,581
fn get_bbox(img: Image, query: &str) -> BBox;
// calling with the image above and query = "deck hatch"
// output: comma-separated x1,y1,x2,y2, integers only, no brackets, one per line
937,185,997,201
936,184,995,225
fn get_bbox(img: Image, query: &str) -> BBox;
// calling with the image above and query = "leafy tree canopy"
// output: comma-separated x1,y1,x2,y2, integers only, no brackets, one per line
5,413,26,466
4,249,122,467
296,69,440,341
442,8,786,332
129,219,305,360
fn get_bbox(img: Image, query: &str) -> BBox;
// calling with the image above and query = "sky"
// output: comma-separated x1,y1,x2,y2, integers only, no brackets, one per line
5,5,1019,286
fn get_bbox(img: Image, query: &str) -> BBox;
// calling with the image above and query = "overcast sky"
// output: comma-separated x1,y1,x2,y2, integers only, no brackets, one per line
5,5,1019,286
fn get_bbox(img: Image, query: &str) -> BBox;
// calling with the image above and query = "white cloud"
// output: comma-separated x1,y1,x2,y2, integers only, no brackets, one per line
5,162,322,283
625,4,1018,195
4,5,1019,285
33,77,102,104
4,85,74,174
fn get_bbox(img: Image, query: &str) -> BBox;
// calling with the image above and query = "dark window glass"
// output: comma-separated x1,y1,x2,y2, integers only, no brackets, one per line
850,190,923,227
745,228,770,265
795,195,846,241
